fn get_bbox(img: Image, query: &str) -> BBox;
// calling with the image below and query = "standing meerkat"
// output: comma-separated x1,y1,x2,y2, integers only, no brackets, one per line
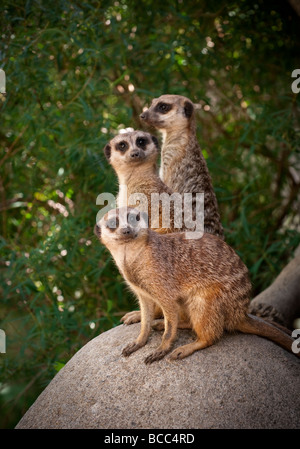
140,94,224,239
104,131,173,232
103,130,191,235
103,130,199,325
94,207,297,363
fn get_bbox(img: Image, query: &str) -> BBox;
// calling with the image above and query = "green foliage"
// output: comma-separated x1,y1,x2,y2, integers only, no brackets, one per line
0,0,299,428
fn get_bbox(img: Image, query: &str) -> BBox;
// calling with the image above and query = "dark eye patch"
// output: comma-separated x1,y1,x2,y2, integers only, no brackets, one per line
106,216,119,231
116,141,129,152
127,211,140,226
155,102,172,114
136,137,149,148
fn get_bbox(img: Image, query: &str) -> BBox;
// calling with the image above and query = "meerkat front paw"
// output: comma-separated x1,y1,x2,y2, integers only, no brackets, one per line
169,342,202,360
144,349,169,364
169,347,186,360
122,341,143,357
120,311,141,325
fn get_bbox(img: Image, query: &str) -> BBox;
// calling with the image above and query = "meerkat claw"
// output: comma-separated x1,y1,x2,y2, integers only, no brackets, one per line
169,349,184,360
144,350,169,364
122,341,142,357
120,311,141,325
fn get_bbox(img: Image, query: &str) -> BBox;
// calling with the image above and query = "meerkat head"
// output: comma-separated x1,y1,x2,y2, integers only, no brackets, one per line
94,207,149,247
140,94,195,132
103,131,159,173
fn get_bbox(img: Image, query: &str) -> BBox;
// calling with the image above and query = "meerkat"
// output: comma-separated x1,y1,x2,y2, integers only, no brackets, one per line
103,130,192,235
140,94,224,239
94,207,298,364
103,130,198,325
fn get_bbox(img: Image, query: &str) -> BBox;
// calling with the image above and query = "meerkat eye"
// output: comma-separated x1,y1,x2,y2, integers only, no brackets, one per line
136,137,148,148
116,141,128,152
127,213,134,224
155,102,172,114
106,217,119,230
127,212,140,226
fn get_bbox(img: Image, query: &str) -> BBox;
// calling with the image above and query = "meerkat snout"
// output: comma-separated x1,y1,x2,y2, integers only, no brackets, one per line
121,227,133,236
129,149,144,160
140,111,147,120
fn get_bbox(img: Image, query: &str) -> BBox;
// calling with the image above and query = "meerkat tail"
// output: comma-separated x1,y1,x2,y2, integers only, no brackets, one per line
260,318,292,336
236,314,299,358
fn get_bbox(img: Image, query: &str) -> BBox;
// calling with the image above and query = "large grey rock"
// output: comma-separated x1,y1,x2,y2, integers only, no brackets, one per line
249,245,300,328
16,323,300,429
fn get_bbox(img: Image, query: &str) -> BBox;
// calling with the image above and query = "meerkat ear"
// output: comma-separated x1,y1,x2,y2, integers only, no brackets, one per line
183,101,194,119
94,223,101,238
151,135,159,148
103,144,111,160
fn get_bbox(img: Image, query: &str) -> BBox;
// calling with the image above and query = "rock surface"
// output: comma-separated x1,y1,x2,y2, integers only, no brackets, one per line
249,245,300,328
16,323,300,429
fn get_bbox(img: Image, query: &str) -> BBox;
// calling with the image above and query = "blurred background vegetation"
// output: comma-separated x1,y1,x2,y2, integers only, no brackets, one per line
0,0,299,429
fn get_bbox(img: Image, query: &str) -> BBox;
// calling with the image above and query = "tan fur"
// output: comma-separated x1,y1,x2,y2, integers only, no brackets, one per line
104,130,193,326
140,94,224,239
95,208,299,363
104,130,190,235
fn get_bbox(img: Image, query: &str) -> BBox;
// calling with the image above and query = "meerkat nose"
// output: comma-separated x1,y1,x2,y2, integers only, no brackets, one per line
130,150,140,159
121,227,132,235
140,112,147,120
